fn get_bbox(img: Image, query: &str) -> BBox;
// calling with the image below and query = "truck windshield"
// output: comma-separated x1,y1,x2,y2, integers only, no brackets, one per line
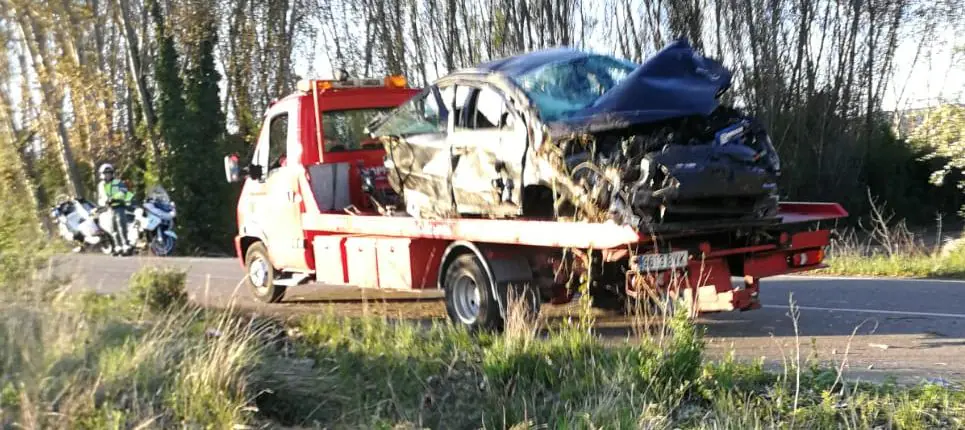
322,108,395,152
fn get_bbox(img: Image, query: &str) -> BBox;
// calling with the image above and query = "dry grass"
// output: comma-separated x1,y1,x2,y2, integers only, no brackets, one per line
817,190,965,279
0,243,963,428
0,291,265,429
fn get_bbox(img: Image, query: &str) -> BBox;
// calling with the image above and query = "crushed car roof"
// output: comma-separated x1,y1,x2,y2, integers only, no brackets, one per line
470,47,603,77
448,39,734,136
570,39,732,123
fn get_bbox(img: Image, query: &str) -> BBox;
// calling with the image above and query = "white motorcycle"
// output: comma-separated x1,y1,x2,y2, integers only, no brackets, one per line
51,186,178,256
49,195,113,254
121,185,178,256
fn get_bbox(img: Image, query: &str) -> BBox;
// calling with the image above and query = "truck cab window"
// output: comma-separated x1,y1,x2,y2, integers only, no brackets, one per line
322,108,394,152
267,113,288,171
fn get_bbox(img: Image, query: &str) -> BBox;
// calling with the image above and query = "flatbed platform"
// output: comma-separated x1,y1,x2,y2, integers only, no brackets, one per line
300,202,848,250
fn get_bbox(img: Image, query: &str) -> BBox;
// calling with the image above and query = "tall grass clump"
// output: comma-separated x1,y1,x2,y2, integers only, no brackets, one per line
821,190,965,279
128,266,190,313
0,262,266,429
246,291,706,429
0,187,62,292
692,352,965,428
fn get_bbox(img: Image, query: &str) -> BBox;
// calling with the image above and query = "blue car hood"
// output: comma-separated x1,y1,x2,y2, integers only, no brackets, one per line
546,39,732,137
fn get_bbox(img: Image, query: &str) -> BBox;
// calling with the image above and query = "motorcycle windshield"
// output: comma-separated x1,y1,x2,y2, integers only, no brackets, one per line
146,185,171,203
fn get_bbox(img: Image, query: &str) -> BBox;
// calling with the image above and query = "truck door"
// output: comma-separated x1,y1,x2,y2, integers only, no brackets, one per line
247,99,309,271
448,83,525,217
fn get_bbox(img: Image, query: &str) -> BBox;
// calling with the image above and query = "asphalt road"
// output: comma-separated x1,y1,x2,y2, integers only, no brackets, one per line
50,253,965,385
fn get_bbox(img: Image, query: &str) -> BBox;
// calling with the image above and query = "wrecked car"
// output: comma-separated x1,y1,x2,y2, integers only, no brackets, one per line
367,38,781,230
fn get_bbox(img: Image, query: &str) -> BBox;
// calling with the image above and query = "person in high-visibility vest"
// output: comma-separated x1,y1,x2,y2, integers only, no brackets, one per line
96,163,134,255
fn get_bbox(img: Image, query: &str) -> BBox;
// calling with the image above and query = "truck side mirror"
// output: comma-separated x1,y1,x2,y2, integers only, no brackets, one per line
224,154,264,182
247,164,263,181
224,154,241,183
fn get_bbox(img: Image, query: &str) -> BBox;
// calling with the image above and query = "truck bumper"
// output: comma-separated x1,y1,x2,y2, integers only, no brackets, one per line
626,230,829,315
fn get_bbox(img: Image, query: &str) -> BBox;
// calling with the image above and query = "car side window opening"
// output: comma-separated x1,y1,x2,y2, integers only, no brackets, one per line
449,84,517,131
441,85,474,130
267,113,288,172
468,86,511,129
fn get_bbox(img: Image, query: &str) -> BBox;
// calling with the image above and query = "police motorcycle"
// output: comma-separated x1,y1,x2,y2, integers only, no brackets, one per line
49,194,114,254
50,185,178,256
120,185,178,256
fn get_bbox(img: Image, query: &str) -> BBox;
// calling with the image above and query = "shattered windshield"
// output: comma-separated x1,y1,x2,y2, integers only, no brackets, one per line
322,108,395,152
512,54,637,122
368,90,447,137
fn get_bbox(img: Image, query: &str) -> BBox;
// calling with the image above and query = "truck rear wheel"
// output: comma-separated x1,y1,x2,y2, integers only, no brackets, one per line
443,254,503,332
245,242,286,303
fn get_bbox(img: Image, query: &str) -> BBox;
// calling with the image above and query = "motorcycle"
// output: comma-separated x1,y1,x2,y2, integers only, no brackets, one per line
116,185,178,256
49,195,114,254
51,186,178,256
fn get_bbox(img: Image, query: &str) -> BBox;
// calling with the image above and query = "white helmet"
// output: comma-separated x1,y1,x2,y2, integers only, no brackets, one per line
98,163,114,175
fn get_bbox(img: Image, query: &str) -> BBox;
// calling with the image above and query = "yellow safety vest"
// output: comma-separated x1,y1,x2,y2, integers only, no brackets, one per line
104,180,134,207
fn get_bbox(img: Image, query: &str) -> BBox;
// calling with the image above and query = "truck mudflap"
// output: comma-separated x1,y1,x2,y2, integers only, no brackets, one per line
233,235,244,268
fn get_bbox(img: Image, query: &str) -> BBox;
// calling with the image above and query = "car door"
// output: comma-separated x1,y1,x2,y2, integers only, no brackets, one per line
247,99,309,271
375,85,454,217
448,83,526,217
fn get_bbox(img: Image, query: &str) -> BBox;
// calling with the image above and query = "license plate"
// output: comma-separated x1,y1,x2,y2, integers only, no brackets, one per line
635,250,689,272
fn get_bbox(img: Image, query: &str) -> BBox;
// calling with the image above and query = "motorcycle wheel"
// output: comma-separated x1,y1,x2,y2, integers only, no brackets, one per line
149,232,176,256
99,239,114,255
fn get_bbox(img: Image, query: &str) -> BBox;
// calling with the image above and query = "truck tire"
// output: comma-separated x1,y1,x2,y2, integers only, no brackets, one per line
443,253,503,332
245,242,286,303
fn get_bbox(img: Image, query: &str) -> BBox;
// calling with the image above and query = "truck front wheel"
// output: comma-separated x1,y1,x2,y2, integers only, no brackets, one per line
443,254,502,332
245,242,286,303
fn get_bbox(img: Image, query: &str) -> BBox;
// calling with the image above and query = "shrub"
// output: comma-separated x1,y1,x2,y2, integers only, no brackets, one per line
0,298,261,429
128,266,189,313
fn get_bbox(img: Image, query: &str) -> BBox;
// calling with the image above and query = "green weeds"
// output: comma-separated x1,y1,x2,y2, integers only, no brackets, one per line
818,191,965,279
0,259,962,428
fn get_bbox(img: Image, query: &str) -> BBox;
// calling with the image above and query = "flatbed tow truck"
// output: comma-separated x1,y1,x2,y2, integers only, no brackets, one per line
223,75,848,331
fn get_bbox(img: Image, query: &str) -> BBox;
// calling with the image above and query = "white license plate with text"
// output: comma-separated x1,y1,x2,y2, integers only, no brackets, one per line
635,250,690,272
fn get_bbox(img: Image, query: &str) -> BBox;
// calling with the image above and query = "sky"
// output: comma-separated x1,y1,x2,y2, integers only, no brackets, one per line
884,26,965,111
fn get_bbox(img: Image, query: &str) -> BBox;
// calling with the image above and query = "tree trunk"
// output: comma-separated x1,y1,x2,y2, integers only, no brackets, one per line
11,2,84,197
115,0,160,162
52,5,96,155
408,0,428,85
0,70,45,234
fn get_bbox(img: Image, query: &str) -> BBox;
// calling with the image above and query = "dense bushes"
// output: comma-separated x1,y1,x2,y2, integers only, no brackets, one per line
764,98,963,226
